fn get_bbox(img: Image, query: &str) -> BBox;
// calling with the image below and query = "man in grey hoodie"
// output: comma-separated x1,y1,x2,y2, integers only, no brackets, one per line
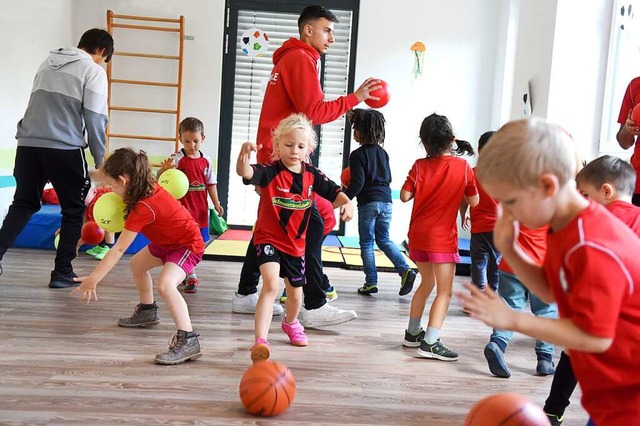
0,28,113,288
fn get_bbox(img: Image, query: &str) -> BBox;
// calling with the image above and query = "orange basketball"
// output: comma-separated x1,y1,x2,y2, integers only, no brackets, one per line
239,360,296,417
464,393,549,426
341,167,351,187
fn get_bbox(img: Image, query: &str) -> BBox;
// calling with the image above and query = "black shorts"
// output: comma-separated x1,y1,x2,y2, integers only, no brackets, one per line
255,243,306,287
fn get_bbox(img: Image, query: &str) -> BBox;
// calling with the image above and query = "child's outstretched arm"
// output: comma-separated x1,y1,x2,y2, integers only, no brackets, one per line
71,229,138,303
458,283,613,353
332,192,354,222
236,142,258,180
156,157,175,178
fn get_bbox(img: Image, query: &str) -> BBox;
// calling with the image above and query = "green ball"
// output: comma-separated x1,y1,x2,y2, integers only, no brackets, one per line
93,192,126,232
158,169,189,199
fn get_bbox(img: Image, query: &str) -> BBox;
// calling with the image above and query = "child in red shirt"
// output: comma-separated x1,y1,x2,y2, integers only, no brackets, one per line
72,148,205,366
401,113,478,361
460,118,640,426
158,117,223,293
543,154,640,424
237,113,353,363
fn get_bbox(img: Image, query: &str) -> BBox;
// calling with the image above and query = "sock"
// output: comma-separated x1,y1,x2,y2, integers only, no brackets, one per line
425,326,440,344
140,302,157,310
183,330,197,338
407,317,422,334
105,243,114,249
490,337,507,353
188,272,197,279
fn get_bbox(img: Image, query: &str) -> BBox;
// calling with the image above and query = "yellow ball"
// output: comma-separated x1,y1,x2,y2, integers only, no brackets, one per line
158,169,189,199
93,192,126,232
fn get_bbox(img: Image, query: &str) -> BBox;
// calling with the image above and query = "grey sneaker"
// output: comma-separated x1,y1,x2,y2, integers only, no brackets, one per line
417,339,459,361
484,342,511,378
298,303,357,328
536,359,556,376
154,330,202,365
117,304,160,328
232,292,284,316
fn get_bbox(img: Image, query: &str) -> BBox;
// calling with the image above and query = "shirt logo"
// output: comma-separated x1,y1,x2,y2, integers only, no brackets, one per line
276,185,291,192
272,196,312,210
269,73,279,85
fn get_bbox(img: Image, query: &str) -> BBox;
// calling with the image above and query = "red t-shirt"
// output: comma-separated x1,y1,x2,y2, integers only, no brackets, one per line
124,184,204,255
470,168,497,234
402,156,477,252
607,200,640,237
617,76,640,193
170,149,216,228
543,201,640,425
499,225,548,274
256,38,359,164
314,195,337,236
246,161,341,257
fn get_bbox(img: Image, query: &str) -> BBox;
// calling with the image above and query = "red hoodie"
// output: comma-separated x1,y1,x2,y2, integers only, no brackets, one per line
256,37,360,163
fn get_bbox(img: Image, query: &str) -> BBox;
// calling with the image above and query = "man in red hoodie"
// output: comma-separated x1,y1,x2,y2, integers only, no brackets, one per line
232,5,381,327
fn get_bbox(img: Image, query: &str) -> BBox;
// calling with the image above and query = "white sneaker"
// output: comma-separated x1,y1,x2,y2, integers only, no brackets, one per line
232,292,284,316
298,303,357,328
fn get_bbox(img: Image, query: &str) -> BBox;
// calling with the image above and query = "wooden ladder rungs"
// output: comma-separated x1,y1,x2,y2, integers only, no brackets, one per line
110,106,178,114
111,79,178,88
114,51,179,60
112,23,180,32
108,133,176,142
111,13,181,24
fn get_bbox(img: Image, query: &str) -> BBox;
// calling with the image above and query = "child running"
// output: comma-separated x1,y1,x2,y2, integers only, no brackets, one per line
236,113,353,363
542,154,640,425
460,119,640,425
401,113,478,361
158,117,223,293
72,148,205,365
343,108,417,296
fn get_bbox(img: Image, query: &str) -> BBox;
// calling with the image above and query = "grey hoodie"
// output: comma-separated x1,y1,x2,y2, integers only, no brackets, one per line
16,47,108,167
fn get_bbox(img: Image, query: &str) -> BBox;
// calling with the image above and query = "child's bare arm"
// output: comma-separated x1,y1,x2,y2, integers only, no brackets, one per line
459,283,613,353
236,142,257,180
465,193,479,208
71,229,138,303
156,157,174,178
400,189,413,202
332,192,353,222
459,199,470,231
207,185,224,216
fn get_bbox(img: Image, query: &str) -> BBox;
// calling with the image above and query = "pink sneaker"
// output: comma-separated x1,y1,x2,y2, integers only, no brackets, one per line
250,338,270,363
281,319,308,346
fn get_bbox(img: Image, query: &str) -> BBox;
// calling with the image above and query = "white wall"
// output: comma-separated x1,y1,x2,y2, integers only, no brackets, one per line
547,0,613,161
0,0,73,152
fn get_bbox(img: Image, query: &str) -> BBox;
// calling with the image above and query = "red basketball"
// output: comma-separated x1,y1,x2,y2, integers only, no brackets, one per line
81,221,105,245
365,80,390,108
239,360,296,417
340,167,351,187
464,393,549,426
632,103,640,124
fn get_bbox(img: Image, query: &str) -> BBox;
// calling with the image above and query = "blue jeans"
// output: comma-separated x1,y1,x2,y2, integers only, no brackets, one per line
491,270,558,357
470,232,501,291
358,201,410,284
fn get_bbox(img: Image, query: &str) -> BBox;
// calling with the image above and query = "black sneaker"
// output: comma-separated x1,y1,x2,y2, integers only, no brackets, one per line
545,413,564,426
484,342,511,378
357,284,378,295
399,269,417,296
155,330,202,365
117,303,161,328
417,339,459,361
403,328,425,347
48,270,79,289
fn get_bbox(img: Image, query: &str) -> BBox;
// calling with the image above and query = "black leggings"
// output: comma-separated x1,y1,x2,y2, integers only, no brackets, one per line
237,203,328,310
543,351,578,417
0,146,90,273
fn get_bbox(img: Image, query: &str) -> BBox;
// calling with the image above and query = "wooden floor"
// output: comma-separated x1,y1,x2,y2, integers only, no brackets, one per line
0,248,588,425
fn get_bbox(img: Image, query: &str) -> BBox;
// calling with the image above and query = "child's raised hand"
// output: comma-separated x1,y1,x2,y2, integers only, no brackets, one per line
239,142,259,160
457,283,517,330
71,276,99,304
492,204,519,255
157,158,174,176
